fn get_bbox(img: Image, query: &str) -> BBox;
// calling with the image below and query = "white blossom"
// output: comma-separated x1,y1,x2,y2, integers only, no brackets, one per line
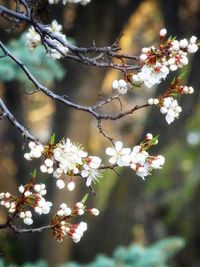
53,139,87,178
160,97,182,124
26,27,41,49
89,208,100,216
81,156,102,186
106,141,131,167
24,142,44,161
67,181,75,191
57,203,72,217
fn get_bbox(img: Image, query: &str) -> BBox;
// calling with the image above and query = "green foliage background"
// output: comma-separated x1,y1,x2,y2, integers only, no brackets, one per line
0,237,185,267
0,34,65,88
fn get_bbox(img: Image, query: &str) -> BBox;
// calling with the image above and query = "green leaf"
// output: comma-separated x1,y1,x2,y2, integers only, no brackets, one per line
81,193,89,204
50,133,56,144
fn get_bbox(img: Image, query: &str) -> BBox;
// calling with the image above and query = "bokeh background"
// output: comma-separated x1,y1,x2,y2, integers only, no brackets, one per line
0,0,200,266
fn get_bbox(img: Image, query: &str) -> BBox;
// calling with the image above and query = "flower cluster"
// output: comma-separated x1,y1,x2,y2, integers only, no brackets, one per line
19,183,52,224
106,134,165,180
148,97,182,124
57,203,72,217
0,192,17,213
0,181,52,225
24,141,44,160
48,0,91,5
56,221,88,243
53,139,88,177
112,79,129,95
160,97,182,124
24,138,102,189
147,74,194,124
52,200,99,242
132,29,198,88
26,20,69,59
24,133,166,188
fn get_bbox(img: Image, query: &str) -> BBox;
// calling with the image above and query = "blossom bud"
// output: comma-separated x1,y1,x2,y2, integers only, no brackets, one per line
146,133,153,140
24,217,33,225
34,184,41,193
5,202,11,209
142,47,149,53
169,64,178,71
60,203,67,209
57,209,64,216
44,158,54,167
139,54,147,61
90,208,100,216
40,165,47,173
159,28,167,38
190,36,197,44
47,167,54,174
24,153,31,161
56,179,65,189
187,44,198,53
160,107,167,114
64,208,72,216
28,142,35,149
147,98,154,105
19,212,25,219
179,39,188,49
112,80,119,90
25,211,32,218
24,191,31,197
77,209,84,216
5,192,11,198
0,193,5,199
67,181,75,191
188,86,194,94
153,99,159,105
75,202,84,209
19,185,25,193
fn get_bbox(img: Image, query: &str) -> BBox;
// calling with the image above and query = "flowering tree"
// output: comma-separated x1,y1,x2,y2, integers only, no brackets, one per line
0,0,199,248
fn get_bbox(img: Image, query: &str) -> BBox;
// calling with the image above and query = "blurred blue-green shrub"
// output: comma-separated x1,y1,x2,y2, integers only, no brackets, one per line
0,34,65,88
0,237,185,267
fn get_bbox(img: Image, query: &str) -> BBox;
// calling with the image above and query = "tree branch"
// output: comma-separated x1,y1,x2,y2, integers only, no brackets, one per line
0,4,139,72
0,97,36,141
0,41,149,123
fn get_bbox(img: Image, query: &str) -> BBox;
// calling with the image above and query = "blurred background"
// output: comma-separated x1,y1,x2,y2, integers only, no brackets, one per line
0,0,200,266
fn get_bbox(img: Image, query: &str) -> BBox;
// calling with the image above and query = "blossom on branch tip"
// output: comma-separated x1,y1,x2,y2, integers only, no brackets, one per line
57,203,72,217
159,28,167,38
133,30,198,88
112,79,129,95
147,98,159,105
24,142,44,161
81,156,102,186
160,97,182,124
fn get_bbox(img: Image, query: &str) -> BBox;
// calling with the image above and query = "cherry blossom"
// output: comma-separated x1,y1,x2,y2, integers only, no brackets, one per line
81,156,102,186
160,97,182,124
106,141,131,167
24,142,44,160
